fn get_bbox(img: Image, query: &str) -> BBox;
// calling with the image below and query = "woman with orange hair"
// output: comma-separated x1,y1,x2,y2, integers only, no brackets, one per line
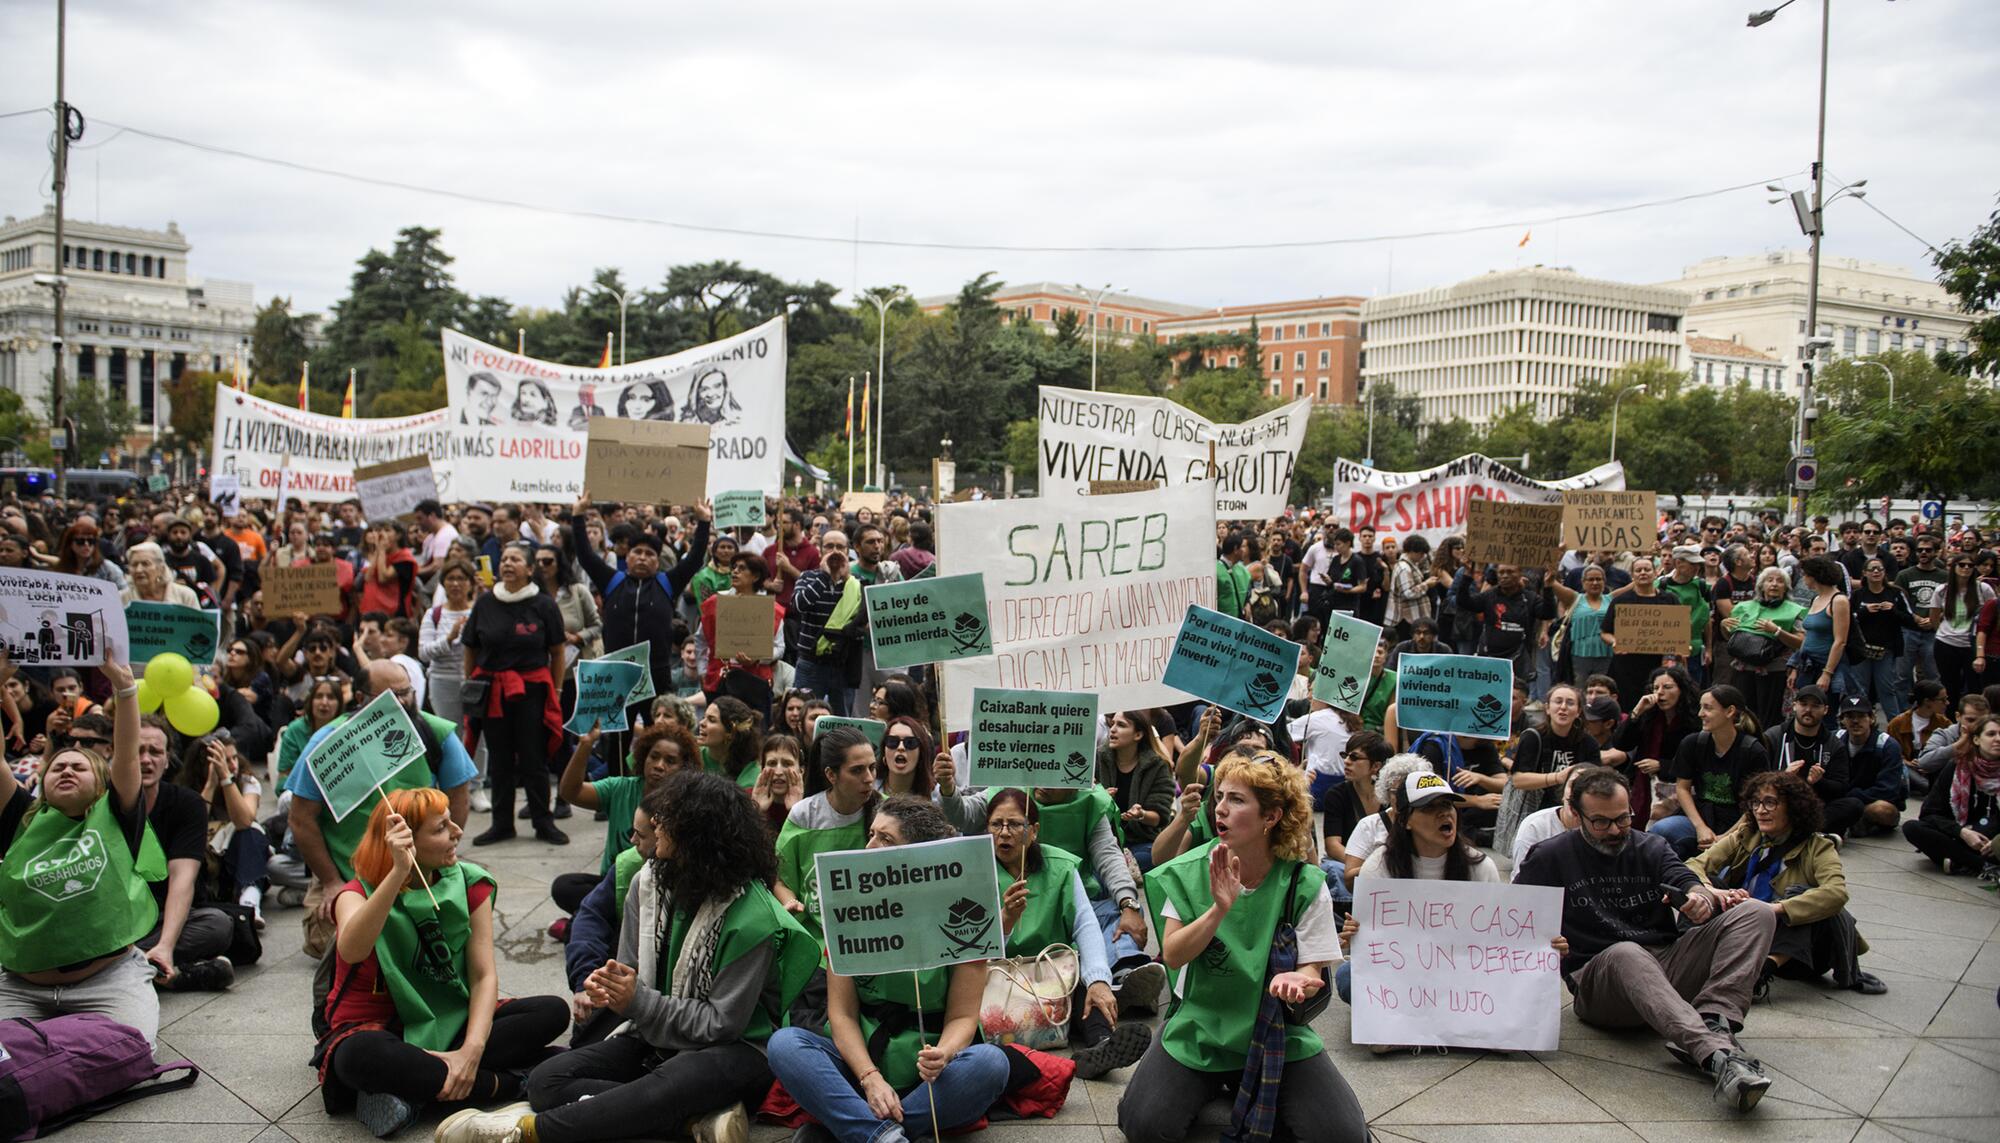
316,787,567,1138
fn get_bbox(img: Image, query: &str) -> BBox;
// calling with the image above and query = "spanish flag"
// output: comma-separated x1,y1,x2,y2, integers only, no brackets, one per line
341,369,355,419
598,331,614,369
861,372,870,438
845,376,855,439
297,361,310,411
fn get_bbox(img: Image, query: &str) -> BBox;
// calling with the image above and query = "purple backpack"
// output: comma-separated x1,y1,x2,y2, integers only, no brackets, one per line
0,1015,198,1139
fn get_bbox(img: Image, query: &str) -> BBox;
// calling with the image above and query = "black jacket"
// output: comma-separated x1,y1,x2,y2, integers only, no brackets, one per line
567,516,710,685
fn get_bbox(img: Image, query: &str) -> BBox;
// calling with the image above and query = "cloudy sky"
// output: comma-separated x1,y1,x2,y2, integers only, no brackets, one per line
4,0,1996,317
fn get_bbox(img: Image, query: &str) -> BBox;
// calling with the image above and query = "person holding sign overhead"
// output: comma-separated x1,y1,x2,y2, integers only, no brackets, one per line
463,541,569,847
766,796,1013,1143
1118,753,1366,1143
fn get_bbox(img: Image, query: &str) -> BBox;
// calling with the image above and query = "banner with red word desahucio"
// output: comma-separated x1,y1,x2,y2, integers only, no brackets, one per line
1329,453,1625,549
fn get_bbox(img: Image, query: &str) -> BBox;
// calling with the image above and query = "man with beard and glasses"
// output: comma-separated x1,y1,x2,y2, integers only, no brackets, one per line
1515,766,1778,1112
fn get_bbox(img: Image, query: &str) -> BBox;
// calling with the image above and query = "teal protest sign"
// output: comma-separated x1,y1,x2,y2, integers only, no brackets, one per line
815,835,1005,975
567,658,646,735
815,715,886,746
864,573,993,671
1394,653,1514,741
1311,611,1384,715
594,641,656,708
967,688,1099,789
302,689,426,822
1162,604,1302,723
712,489,767,531
126,601,221,668
147,473,170,493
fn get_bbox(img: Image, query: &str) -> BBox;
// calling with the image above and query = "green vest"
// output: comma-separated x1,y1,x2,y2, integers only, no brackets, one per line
775,811,869,938
0,796,165,973
594,776,645,876
364,861,495,1052
815,576,864,658
700,746,761,790
1002,844,1083,958
847,965,952,1090
1028,787,1120,897
312,711,446,881
656,881,821,1044
1659,577,1713,651
612,845,645,921
1145,840,1325,1073
1361,669,1396,732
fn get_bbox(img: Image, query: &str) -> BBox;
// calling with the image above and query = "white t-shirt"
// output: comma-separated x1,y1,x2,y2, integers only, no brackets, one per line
1346,811,1389,867
741,532,775,559
1508,807,1569,880
421,523,460,565
1300,541,1333,587
1358,846,1505,884
1161,869,1343,998
1287,708,1351,778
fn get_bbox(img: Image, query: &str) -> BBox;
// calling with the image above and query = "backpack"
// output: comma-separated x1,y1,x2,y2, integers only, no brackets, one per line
0,1015,198,1139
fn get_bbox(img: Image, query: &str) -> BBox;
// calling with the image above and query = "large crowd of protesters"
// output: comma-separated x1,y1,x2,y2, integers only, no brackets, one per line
0,477,1993,1142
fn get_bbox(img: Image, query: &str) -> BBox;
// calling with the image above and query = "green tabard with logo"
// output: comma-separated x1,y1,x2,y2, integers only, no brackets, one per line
1029,787,1120,896
0,796,165,973
363,861,494,1052
846,965,953,1090
1001,844,1083,958
775,816,869,939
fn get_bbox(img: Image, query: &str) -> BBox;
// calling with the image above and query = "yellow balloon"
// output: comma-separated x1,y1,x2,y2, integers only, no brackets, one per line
134,677,164,714
164,686,220,737
146,653,194,698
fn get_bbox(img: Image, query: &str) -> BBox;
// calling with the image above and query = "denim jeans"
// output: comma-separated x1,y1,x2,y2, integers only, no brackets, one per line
1648,813,1700,858
793,656,851,717
1334,959,1352,1004
1904,628,1939,685
1092,894,1145,966
765,1027,1009,1143
1854,652,1907,718
1319,859,1352,905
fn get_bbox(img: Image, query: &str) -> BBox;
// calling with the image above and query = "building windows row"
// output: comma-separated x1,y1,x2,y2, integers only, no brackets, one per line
62,245,169,279
0,247,30,273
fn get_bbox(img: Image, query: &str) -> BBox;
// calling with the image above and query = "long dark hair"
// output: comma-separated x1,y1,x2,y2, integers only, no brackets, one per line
1944,550,1983,625
707,696,762,780
643,771,775,917
806,726,880,803
1381,783,1488,880
1705,683,1761,738
1640,665,1700,734
879,715,936,797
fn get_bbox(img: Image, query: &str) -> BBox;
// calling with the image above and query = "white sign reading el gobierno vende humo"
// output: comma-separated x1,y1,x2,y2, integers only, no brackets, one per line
441,318,788,502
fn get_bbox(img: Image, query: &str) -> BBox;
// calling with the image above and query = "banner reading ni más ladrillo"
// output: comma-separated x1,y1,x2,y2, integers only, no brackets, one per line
1329,454,1625,548
210,385,451,504
1038,388,1310,520
442,318,787,502
935,482,1216,728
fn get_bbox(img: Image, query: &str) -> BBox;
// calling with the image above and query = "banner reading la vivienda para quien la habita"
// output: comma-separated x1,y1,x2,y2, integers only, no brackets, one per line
209,386,451,504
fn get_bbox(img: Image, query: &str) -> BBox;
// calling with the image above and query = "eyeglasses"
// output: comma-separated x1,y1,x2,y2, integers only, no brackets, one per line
1582,812,1634,830
1862,529,1881,536
988,820,1029,835
883,734,921,750
71,536,97,545
67,736,109,749
1748,797,1783,811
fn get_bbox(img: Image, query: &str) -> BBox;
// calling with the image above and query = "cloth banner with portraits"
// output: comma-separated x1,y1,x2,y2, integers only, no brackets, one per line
441,317,788,502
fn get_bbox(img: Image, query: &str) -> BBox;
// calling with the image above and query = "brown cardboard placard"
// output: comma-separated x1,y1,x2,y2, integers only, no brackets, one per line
584,418,710,505
1463,498,1565,568
1610,602,1692,656
840,491,888,515
713,593,776,661
263,562,345,617
1561,490,1657,552
1087,480,1162,496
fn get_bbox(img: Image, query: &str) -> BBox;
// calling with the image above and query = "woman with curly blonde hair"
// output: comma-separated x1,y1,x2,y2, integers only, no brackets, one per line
1118,752,1366,1143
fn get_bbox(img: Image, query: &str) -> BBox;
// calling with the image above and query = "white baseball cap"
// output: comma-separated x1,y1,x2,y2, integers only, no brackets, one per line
1403,770,1463,808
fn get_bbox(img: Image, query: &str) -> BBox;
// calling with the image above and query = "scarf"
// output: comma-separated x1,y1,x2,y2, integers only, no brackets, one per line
625,860,742,1025
1951,749,2000,824
1743,835,1788,903
1223,920,1297,1143
492,579,540,604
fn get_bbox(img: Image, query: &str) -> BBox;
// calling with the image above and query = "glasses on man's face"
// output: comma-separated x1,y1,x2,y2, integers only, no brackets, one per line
1583,812,1634,831
67,736,109,750
883,734,921,750
989,820,1029,835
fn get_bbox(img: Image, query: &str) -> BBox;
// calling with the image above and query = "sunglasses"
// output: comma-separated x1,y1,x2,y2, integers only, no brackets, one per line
883,734,922,750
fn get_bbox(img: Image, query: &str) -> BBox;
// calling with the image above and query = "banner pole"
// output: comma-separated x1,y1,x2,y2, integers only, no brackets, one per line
910,970,942,1143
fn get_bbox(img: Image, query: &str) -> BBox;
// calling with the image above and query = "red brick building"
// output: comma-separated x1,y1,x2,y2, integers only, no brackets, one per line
1158,296,1365,405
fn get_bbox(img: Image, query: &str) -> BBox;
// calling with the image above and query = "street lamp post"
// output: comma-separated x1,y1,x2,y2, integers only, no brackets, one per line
1859,359,1895,406
1362,381,1376,467
865,288,905,488
1075,283,1117,391
1610,384,1649,463
590,284,635,365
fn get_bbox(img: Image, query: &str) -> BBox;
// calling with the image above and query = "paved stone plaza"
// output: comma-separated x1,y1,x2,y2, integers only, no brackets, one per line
93,828,1998,1143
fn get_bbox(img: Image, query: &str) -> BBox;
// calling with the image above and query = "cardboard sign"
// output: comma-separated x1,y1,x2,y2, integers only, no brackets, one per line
1608,601,1692,656
208,472,241,517
966,688,1100,789
262,562,345,617
815,835,1005,976
302,689,426,823
712,489,767,531
0,569,128,668
864,574,994,671
566,658,646,735
353,455,439,522
713,593,777,661
126,601,221,668
585,417,711,505
840,491,888,516
1162,604,1302,723
596,640,656,708
1561,490,1657,552
1311,611,1384,715
1087,480,1161,496
1394,653,1514,741
814,715,886,746
147,474,170,493
1464,498,1565,569
1351,878,1565,1052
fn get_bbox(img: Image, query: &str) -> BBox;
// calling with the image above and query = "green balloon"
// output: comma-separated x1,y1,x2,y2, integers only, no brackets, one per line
134,677,164,714
146,653,194,698
164,686,220,737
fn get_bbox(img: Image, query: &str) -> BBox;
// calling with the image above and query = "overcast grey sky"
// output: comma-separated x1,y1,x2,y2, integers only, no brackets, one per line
4,0,1996,317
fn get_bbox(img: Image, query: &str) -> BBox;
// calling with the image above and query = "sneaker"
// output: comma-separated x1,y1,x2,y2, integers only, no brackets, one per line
1071,1021,1150,1080
167,956,235,992
547,917,571,943
1707,1049,1772,1111
1978,864,2000,885
1367,1042,1399,1056
1751,964,1775,1005
274,886,308,909
687,1101,749,1143
1849,971,1889,995
552,800,573,820
472,826,517,847
434,1100,531,1143
534,824,570,846
356,1091,418,1139
469,789,492,814
1112,962,1167,1015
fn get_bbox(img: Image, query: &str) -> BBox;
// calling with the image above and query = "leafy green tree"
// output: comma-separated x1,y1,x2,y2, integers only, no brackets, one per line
44,375,137,465
162,370,226,454
1933,195,2000,376
1814,355,2000,507
249,297,316,390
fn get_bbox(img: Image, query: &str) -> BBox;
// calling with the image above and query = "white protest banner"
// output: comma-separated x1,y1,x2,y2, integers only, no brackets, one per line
442,317,786,502
1329,454,1626,549
1038,387,1309,519
210,384,451,505
935,482,1216,728
0,569,128,667
353,456,440,522
1350,878,1565,1052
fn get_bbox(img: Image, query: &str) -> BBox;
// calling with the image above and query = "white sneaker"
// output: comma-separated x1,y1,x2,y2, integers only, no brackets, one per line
470,789,493,813
689,1102,749,1143
434,1100,530,1143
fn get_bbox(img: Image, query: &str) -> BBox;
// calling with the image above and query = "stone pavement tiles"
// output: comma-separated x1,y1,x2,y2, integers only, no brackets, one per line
83,828,1998,1142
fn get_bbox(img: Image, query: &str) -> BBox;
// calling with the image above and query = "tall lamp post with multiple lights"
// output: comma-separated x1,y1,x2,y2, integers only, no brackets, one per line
864,286,905,488
590,284,637,366
1609,384,1648,463
1075,283,1117,391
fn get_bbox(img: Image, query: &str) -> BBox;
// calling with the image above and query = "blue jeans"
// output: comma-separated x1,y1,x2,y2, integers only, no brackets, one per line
1093,894,1145,966
794,656,851,717
1129,843,1155,873
1334,960,1352,1004
1319,859,1351,905
1904,628,1939,685
1648,813,1700,858
765,1027,1009,1143
1855,652,1907,718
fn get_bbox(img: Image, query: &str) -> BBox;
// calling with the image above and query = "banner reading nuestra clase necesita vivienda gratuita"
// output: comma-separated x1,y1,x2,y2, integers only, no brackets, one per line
441,317,788,502
1038,387,1310,519
1329,454,1627,548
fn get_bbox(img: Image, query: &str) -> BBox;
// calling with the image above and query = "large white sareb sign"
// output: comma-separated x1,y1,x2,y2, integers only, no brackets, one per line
1330,454,1627,548
209,387,451,504
1037,388,1311,519
935,483,1216,727
442,318,788,501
